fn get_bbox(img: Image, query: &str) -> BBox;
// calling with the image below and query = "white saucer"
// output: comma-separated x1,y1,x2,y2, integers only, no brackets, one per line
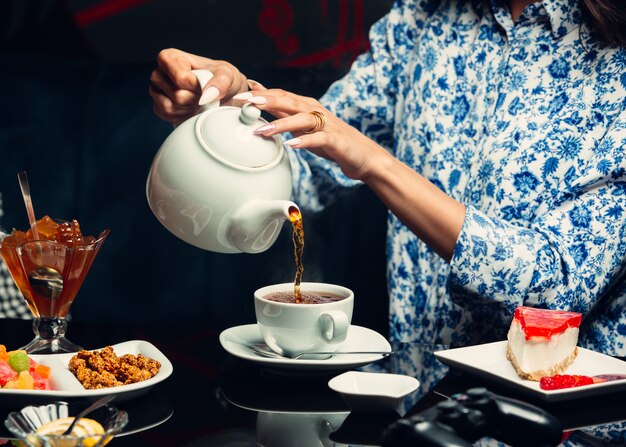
219,324,392,371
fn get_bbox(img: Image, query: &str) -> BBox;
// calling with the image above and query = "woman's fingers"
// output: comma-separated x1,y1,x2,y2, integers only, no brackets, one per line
252,110,329,136
150,68,199,107
234,89,318,114
232,89,328,134
152,48,249,113
198,61,250,105
150,91,197,124
155,49,201,92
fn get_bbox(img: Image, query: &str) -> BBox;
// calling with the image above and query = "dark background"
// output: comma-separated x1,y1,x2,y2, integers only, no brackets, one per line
0,0,393,336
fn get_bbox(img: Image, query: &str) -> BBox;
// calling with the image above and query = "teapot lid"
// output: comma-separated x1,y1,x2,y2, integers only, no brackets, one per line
196,104,282,170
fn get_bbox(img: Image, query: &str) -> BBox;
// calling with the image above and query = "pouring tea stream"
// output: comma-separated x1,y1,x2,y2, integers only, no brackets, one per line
147,69,299,253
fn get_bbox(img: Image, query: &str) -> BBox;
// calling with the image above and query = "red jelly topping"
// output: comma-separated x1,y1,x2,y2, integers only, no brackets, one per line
539,374,594,390
514,306,582,340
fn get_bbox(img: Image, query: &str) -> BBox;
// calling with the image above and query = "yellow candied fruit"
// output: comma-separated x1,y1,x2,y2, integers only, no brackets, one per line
0,344,7,361
17,370,35,389
4,370,35,390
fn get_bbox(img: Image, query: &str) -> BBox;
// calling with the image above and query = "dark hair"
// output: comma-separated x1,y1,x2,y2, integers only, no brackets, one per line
582,0,626,47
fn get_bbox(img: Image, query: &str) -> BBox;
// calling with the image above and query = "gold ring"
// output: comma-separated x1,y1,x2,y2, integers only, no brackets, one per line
305,110,326,133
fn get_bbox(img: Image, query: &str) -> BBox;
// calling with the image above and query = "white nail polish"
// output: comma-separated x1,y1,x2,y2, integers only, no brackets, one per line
233,91,253,100
247,79,266,90
247,96,267,105
199,86,220,105
253,123,275,135
284,138,301,146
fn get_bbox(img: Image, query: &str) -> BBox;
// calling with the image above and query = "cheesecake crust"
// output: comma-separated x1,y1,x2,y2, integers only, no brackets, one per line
506,343,579,381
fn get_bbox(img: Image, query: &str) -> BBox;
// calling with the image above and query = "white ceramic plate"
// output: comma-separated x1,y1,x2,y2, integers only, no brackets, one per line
0,340,173,402
219,324,392,371
434,341,626,402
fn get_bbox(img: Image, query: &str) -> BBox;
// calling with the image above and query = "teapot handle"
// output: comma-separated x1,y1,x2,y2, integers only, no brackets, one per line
191,69,220,113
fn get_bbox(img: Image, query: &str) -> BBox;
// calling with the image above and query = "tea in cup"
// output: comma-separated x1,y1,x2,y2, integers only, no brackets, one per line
254,282,354,358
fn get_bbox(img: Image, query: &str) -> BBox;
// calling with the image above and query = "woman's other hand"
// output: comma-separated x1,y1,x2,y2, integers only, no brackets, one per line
236,88,466,261
236,89,387,181
149,48,253,125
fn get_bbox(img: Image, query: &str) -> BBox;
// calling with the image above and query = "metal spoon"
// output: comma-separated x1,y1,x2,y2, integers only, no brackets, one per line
244,342,393,360
28,266,63,300
62,395,116,436
17,171,40,241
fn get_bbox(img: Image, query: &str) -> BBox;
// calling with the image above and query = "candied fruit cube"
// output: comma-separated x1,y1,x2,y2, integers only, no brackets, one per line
34,364,51,379
8,352,30,373
1,231,27,246
2,380,18,389
17,370,34,389
0,345,7,361
0,361,17,386
35,216,59,240
34,376,51,390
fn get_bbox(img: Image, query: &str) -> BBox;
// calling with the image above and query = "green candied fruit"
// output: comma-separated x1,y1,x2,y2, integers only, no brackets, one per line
8,352,30,373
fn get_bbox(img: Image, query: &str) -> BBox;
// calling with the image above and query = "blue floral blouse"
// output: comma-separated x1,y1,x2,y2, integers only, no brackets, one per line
288,0,626,357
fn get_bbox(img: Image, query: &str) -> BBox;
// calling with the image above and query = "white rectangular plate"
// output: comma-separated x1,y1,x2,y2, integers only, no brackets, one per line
434,341,626,402
0,340,173,401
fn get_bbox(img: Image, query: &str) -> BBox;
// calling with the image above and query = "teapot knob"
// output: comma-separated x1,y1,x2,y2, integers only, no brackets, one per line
239,103,262,125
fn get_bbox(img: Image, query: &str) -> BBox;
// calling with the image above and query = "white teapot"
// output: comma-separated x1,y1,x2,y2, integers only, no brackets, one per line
146,70,298,254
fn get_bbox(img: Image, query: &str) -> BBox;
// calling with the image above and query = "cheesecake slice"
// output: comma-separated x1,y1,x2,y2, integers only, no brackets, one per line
506,306,582,381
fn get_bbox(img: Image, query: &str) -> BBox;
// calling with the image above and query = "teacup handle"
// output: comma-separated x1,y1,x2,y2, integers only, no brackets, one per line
319,310,350,344
191,69,220,113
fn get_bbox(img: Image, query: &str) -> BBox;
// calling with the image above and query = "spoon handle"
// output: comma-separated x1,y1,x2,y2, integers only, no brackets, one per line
293,351,394,359
62,394,116,436
17,171,40,241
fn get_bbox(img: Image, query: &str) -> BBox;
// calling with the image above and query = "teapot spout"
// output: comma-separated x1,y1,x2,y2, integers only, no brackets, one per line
227,200,299,254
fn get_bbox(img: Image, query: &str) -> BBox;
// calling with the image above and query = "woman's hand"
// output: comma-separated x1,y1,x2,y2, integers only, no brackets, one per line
149,48,255,125
236,88,466,261
235,89,389,181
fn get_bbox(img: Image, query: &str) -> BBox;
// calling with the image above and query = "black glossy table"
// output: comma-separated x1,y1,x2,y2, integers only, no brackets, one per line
0,318,624,446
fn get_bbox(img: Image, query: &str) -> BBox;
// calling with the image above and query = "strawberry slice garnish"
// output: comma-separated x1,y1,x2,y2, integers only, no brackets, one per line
539,374,600,390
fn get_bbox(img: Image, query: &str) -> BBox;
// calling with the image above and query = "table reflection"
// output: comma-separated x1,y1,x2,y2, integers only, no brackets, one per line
0,319,624,447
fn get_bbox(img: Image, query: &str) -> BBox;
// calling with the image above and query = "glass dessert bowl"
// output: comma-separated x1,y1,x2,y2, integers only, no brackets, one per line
0,216,109,354
5,400,128,447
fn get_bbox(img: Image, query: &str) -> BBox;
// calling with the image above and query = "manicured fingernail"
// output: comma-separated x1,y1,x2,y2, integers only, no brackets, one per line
247,96,267,105
247,79,266,90
253,123,275,135
284,138,301,146
233,92,253,100
199,86,219,105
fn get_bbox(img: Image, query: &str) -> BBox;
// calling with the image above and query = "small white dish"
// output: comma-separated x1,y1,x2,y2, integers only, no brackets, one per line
434,341,626,402
328,371,420,413
219,324,392,371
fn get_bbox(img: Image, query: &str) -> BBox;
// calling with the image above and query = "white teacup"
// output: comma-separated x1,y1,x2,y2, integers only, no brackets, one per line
254,282,354,357
256,411,349,447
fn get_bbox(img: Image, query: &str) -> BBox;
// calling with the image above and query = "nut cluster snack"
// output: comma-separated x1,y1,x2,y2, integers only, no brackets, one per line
68,346,161,389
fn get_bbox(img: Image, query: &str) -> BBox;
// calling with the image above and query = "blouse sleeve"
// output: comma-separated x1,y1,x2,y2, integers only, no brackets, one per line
449,108,626,324
290,0,433,211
